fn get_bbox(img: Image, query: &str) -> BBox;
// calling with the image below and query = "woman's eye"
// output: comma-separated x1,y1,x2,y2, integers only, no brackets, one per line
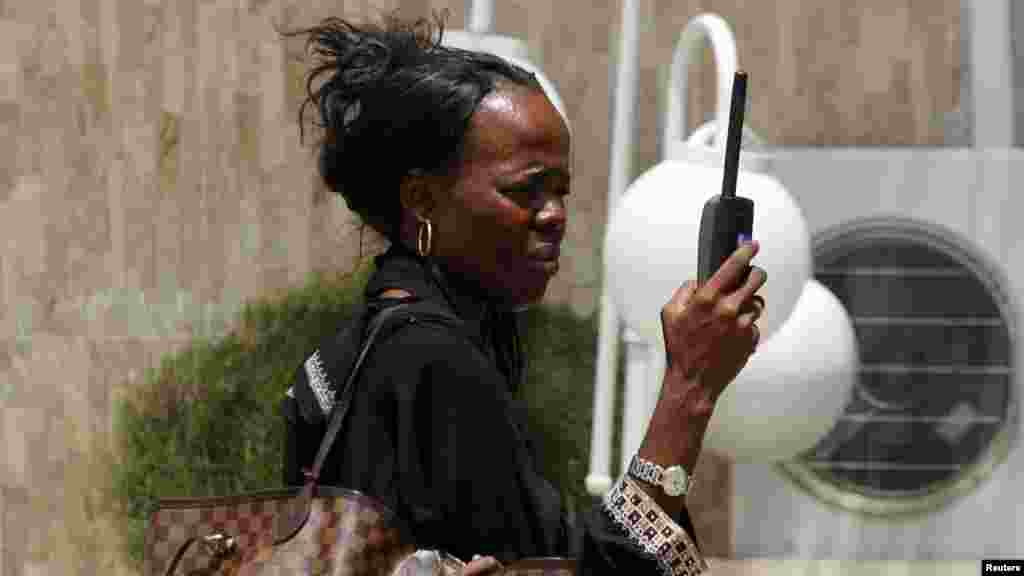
501,178,570,202
503,183,537,199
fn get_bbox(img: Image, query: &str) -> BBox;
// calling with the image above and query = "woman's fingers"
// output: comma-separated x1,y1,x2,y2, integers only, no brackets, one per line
701,241,760,302
751,294,765,315
736,305,762,351
660,246,766,380
662,280,698,325
735,294,765,325
463,555,503,575
718,266,766,318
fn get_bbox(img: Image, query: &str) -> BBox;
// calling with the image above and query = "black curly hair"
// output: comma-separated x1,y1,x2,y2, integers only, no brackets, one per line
283,11,543,244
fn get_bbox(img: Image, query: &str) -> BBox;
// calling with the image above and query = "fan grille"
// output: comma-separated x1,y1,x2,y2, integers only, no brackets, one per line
780,219,1016,514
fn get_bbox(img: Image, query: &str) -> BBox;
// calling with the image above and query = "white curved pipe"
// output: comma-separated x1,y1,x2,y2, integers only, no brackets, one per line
467,0,495,34
621,329,653,475
662,13,738,159
587,0,640,498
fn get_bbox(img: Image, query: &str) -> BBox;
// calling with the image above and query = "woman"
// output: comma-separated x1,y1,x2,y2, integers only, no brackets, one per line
282,12,766,576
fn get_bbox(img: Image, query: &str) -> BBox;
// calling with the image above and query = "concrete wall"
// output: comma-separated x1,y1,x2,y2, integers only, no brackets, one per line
0,0,961,574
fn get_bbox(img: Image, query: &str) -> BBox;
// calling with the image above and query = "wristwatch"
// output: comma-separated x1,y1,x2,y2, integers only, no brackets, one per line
628,454,693,497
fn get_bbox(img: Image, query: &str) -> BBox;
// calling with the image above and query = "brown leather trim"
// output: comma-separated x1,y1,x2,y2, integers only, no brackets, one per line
152,485,414,543
505,557,577,570
155,487,300,507
158,485,397,514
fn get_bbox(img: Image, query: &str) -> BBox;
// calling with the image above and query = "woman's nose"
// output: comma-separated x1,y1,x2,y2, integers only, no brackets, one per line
535,197,567,237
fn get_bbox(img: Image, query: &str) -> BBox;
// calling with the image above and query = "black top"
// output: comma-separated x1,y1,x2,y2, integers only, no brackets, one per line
283,242,701,573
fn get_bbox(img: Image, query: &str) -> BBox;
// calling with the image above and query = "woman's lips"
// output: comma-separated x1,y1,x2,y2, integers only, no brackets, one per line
526,258,559,275
526,244,560,276
528,244,561,260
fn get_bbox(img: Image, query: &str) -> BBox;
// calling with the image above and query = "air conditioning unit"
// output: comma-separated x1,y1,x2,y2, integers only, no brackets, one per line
731,0,1024,558
733,148,1022,559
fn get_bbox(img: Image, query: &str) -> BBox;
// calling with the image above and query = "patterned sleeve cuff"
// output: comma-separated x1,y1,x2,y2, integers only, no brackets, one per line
601,475,710,576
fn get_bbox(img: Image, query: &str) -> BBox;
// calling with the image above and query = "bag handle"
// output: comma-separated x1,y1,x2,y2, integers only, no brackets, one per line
163,300,461,574
274,300,461,544
309,302,418,482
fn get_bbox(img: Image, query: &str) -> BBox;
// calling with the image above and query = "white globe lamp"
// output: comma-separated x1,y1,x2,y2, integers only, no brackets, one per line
605,13,811,350
606,162,811,349
703,279,859,461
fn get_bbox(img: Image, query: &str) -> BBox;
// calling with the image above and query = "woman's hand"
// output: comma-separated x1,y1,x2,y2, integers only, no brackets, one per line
633,242,766,517
462,554,504,575
660,241,766,406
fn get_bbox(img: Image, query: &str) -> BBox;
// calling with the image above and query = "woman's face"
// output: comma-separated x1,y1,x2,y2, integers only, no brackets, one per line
415,85,571,309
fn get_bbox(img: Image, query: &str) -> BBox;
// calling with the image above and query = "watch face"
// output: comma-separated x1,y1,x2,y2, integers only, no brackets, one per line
664,467,689,496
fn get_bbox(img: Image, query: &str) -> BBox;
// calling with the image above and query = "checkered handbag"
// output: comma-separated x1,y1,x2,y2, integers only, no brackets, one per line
146,485,419,575
146,485,575,575
145,301,576,575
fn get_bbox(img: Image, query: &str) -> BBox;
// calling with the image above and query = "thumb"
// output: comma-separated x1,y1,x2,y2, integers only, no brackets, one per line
463,555,502,575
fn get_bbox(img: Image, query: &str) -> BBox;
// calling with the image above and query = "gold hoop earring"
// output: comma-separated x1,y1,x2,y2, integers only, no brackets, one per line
416,217,433,258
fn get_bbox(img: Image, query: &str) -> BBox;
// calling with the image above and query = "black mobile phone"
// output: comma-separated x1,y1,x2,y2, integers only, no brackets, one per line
697,71,754,285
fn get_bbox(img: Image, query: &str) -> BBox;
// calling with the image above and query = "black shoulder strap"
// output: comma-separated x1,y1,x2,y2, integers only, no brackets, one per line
273,299,463,545
304,299,462,483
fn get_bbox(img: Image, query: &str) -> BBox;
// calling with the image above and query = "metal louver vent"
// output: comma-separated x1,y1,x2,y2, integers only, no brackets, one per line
779,219,1017,515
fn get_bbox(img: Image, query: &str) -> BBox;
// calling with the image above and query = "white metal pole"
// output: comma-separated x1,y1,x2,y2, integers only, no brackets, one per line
966,0,1015,147
467,0,495,34
587,0,640,498
646,338,666,441
621,328,651,474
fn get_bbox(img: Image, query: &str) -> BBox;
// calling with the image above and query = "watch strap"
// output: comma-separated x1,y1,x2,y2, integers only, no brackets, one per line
628,454,694,495
629,453,664,485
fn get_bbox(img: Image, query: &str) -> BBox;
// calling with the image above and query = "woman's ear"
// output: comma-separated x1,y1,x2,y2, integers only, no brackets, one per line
399,170,436,221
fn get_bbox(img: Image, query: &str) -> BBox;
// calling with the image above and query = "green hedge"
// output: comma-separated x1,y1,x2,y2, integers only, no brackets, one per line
113,260,624,567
